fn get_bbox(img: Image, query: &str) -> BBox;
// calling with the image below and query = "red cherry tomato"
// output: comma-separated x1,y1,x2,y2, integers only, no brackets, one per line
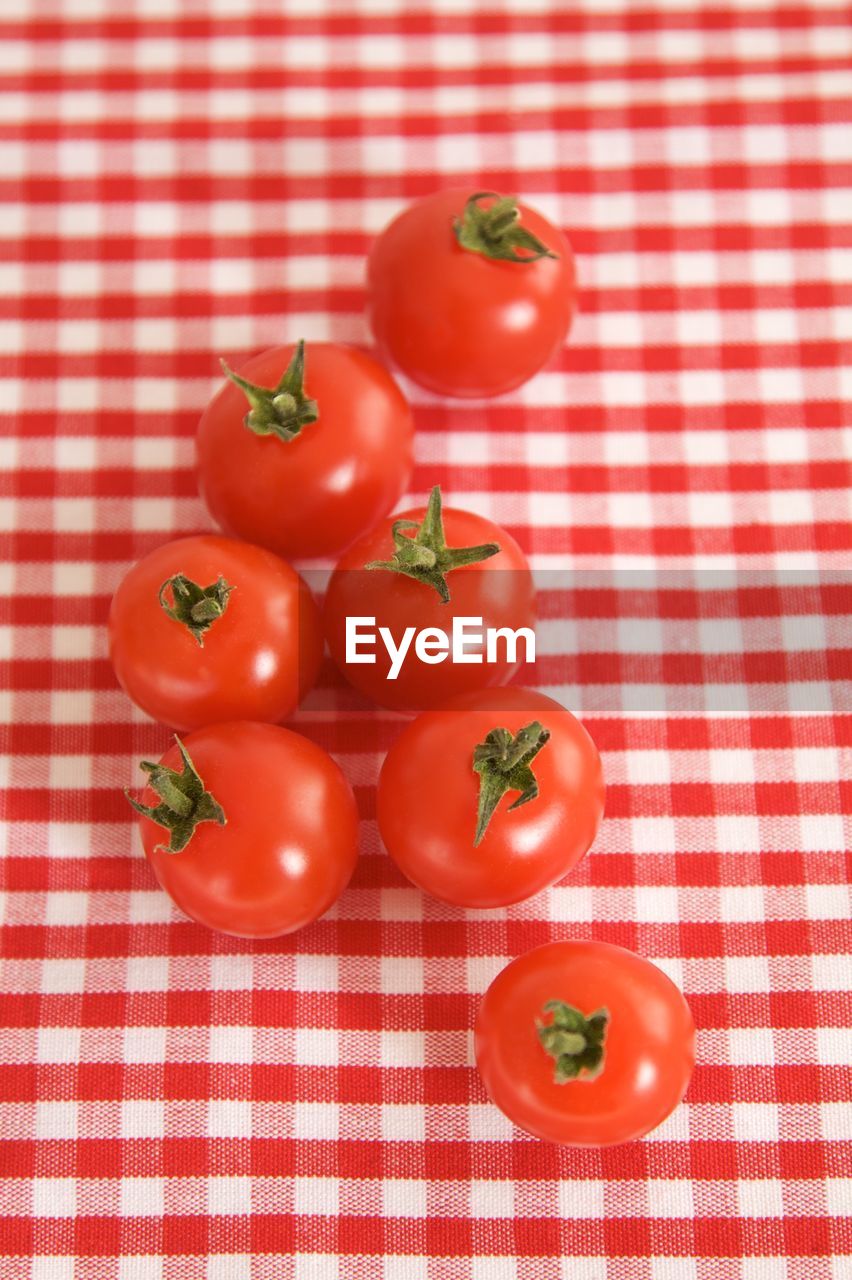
129,722,359,938
475,941,695,1145
367,189,577,397
377,687,604,907
109,534,322,732
197,341,414,560
323,487,536,713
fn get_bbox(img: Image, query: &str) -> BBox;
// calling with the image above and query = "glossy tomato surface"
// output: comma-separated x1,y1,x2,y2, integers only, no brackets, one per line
377,688,604,907
475,941,695,1145
197,343,413,560
134,723,359,938
323,503,535,713
109,535,322,731
367,189,576,397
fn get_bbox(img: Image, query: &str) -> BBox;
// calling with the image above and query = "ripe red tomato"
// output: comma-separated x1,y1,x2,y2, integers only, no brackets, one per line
475,941,695,1145
109,534,322,732
367,189,577,397
128,722,359,938
323,486,536,713
377,687,603,907
197,341,414,560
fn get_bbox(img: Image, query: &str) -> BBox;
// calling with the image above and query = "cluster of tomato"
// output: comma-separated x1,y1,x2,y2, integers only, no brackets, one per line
109,191,695,1147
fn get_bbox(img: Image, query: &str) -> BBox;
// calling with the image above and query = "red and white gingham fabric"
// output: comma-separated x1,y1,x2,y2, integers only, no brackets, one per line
1,1,851,1277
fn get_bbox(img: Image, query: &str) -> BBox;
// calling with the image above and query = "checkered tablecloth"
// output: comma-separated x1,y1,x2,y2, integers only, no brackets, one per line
1,2,851,1277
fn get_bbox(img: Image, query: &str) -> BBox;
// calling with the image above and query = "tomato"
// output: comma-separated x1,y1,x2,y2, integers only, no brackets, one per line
128,722,359,938
377,687,603,907
196,341,413,561
475,941,695,1145
323,486,536,713
109,534,322,732
367,189,577,398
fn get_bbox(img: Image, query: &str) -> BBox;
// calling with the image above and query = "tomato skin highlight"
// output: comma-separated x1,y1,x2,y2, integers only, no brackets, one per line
367,189,577,398
197,342,414,560
475,941,695,1145
323,503,536,713
134,723,359,938
377,688,604,907
108,535,322,732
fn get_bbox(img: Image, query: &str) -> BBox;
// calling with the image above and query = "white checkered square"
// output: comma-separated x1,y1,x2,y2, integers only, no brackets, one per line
120,1100,164,1140
120,1177,164,1218
207,1101,252,1140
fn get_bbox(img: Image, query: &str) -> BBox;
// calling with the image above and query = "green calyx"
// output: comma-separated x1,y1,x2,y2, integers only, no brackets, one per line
453,191,558,264
472,721,550,845
125,737,226,855
159,573,234,647
221,339,319,442
365,485,499,604
537,1001,609,1083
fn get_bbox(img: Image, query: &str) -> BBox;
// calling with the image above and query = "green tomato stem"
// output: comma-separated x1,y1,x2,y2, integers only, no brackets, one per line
125,737,226,855
472,721,550,845
221,339,319,443
453,192,558,264
537,1001,610,1083
365,485,499,604
158,573,234,647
